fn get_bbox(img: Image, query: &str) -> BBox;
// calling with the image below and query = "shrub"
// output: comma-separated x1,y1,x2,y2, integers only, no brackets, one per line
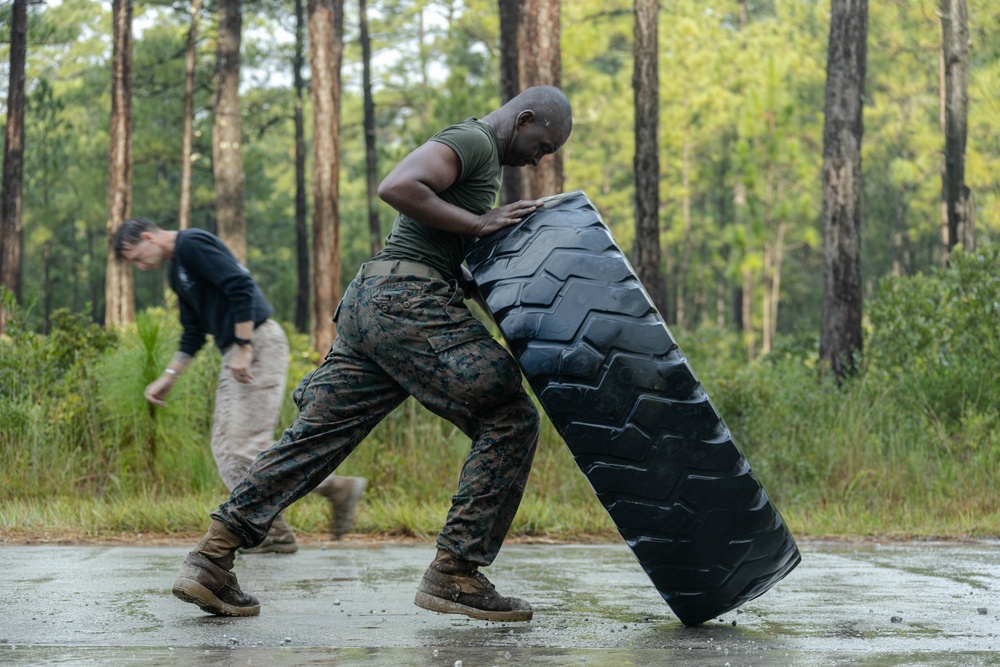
866,245,1000,424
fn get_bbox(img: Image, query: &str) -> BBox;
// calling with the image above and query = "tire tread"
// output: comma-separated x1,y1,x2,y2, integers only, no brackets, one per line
467,190,800,626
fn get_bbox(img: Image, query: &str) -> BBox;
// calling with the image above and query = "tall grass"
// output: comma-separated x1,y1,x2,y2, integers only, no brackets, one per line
709,359,1000,537
2,249,999,541
708,247,1000,537
0,299,609,540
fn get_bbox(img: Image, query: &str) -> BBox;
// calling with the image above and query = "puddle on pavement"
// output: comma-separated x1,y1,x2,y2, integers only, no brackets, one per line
5,542,999,664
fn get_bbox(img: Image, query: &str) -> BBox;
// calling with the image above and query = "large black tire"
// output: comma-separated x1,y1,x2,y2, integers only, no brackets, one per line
466,190,800,626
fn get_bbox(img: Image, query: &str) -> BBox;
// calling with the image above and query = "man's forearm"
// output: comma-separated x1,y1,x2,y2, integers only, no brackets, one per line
381,181,483,236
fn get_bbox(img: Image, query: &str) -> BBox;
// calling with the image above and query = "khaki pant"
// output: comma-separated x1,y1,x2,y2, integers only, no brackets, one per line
211,319,291,490
212,319,357,544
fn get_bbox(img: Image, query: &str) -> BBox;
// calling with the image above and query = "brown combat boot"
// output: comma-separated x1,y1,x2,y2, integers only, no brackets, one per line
315,476,368,539
172,519,260,616
240,514,298,554
414,550,533,622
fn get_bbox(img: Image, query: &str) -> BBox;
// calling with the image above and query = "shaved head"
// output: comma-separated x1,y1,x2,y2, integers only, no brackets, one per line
503,86,573,140
484,86,573,168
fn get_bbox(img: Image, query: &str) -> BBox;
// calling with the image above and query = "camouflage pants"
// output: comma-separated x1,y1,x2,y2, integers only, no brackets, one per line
213,270,540,566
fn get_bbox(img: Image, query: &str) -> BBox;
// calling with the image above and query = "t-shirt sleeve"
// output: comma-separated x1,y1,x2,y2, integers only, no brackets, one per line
430,124,494,183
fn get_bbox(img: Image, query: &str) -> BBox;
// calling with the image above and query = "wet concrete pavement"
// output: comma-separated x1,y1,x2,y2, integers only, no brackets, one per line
1,540,998,666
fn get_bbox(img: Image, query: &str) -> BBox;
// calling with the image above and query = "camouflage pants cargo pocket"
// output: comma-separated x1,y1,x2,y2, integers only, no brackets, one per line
427,326,523,411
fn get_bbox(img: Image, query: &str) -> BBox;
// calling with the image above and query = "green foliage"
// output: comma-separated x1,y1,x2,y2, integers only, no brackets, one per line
0,293,117,498
4,0,1000,539
6,0,1000,336
96,309,207,492
4,275,1000,538
706,251,1000,536
0,299,608,539
0,295,117,411
866,245,1000,422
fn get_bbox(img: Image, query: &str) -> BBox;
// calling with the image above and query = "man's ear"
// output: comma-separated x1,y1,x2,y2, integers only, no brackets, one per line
516,110,535,128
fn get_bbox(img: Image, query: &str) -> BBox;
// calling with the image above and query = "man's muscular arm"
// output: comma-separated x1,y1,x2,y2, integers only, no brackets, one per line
378,141,539,238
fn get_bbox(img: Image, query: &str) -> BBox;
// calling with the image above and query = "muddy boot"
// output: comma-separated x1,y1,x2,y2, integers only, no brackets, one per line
172,519,260,617
240,514,298,554
414,550,533,622
316,476,368,540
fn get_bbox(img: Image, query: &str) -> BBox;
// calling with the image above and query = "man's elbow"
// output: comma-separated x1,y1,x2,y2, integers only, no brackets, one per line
379,170,431,211
376,177,398,207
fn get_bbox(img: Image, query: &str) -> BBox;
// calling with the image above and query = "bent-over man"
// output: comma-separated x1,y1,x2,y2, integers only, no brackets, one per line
114,221,368,551
170,85,573,622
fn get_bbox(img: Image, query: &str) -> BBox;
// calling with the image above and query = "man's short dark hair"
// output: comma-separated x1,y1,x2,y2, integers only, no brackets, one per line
113,218,159,259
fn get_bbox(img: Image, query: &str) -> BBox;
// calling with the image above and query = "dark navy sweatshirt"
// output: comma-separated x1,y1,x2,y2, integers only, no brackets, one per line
169,229,272,357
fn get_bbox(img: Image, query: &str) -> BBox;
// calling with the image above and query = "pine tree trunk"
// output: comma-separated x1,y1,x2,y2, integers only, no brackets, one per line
742,269,754,360
713,135,733,330
415,8,430,129
178,0,202,231
733,181,747,334
105,0,135,327
498,0,522,205
360,0,381,259
294,0,310,333
891,186,911,276
43,244,52,334
677,142,692,329
762,175,783,355
691,263,706,326
819,0,867,381
87,229,99,322
213,0,246,263
308,0,344,355
762,242,772,354
940,0,973,254
716,275,726,328
937,50,949,267
663,235,675,325
768,221,785,352
0,0,27,333
517,0,562,199
732,8,748,337
632,0,665,317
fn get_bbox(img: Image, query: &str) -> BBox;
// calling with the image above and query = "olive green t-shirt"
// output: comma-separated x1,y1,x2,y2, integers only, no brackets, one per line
371,118,501,280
